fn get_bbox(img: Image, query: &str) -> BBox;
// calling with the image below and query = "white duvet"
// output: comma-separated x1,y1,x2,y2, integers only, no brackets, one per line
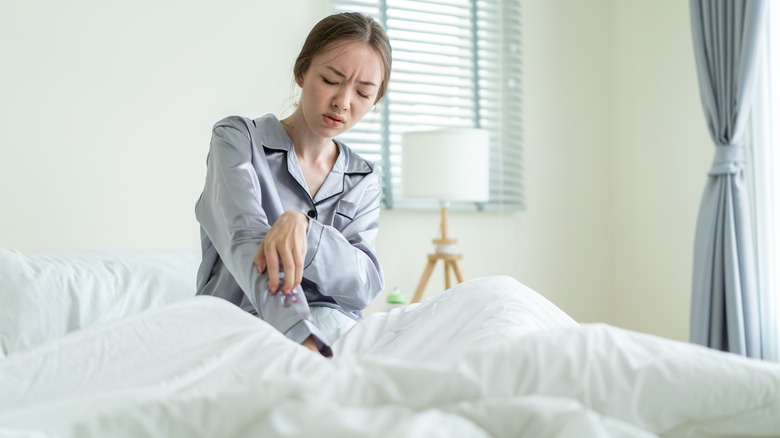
1,276,779,437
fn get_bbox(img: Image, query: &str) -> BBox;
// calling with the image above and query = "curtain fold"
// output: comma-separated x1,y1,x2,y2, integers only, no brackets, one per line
689,0,767,358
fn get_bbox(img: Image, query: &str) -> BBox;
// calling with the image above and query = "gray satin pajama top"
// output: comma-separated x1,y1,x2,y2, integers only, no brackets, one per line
194,114,385,356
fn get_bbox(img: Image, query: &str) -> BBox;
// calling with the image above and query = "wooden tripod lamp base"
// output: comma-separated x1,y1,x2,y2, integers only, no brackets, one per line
401,127,490,303
411,204,465,303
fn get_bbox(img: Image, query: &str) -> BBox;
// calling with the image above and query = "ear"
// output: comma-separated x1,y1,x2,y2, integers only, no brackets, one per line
295,73,304,88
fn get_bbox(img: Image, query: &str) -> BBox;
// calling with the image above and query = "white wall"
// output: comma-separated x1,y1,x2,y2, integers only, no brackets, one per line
0,0,710,341
0,0,327,251
609,0,711,341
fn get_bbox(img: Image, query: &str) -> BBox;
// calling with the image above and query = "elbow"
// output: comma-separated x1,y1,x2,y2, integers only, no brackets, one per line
359,265,385,308
338,272,384,312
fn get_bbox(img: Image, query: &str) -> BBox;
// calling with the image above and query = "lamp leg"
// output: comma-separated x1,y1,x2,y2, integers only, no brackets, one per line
451,259,465,283
444,262,452,290
412,256,437,303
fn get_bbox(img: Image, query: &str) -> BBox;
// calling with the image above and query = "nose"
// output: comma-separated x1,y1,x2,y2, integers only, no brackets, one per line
331,89,350,112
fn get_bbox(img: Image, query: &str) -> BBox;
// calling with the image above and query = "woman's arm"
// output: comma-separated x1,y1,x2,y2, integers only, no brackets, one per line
195,117,331,355
301,169,385,312
254,210,309,294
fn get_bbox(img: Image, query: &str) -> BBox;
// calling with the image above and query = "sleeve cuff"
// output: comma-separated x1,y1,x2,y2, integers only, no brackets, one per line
284,319,333,358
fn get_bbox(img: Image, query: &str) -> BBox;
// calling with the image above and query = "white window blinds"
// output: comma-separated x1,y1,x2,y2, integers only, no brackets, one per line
331,0,523,210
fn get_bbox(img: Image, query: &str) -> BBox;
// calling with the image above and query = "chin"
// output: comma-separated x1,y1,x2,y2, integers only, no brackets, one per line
314,127,342,140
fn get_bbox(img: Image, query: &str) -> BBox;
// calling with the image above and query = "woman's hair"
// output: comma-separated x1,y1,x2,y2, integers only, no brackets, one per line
294,12,392,104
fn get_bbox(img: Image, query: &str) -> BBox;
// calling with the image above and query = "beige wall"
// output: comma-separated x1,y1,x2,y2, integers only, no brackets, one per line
0,0,711,341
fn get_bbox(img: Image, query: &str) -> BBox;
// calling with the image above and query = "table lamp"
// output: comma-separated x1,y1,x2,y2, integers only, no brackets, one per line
401,128,490,303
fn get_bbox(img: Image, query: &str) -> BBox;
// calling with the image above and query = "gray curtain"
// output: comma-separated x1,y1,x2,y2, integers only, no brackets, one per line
689,0,767,358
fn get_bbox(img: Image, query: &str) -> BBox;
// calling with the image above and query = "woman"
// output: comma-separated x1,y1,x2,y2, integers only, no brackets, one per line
194,12,392,357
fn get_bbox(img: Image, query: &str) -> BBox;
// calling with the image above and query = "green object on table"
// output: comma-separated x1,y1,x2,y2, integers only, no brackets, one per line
386,287,406,305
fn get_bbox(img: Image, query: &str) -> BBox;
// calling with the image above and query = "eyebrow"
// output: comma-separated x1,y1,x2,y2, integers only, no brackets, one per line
326,66,378,87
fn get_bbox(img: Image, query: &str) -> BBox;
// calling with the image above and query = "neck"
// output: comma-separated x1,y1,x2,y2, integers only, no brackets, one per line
280,115,337,165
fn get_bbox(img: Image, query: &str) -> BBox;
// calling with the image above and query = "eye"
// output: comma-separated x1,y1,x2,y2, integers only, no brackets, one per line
357,91,371,99
322,76,337,85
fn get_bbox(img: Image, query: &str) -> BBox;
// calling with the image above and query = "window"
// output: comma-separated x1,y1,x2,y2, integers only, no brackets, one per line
750,2,779,361
331,0,523,210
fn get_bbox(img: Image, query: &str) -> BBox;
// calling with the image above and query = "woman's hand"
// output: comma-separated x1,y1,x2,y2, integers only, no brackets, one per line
301,335,320,354
254,211,309,294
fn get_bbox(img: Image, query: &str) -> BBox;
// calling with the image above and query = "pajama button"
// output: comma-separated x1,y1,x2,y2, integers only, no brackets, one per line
307,210,317,218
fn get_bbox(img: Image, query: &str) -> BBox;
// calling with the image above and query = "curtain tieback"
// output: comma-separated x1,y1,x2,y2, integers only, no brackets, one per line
709,144,745,175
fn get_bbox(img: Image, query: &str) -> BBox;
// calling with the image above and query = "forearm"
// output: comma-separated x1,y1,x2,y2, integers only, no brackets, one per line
303,220,384,311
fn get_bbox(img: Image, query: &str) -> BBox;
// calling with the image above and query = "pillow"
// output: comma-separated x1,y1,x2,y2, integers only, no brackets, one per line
0,248,200,358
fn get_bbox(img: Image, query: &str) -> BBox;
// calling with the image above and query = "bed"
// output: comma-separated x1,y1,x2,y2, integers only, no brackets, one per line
1,247,779,437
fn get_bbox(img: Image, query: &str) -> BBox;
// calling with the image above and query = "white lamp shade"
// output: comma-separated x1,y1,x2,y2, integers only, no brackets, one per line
401,128,490,202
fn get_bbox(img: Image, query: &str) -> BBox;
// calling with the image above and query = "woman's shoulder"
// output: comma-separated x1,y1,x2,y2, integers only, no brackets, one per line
209,114,285,151
212,114,277,133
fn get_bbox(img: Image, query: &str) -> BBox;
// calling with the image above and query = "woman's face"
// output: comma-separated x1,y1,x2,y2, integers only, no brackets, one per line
297,41,383,140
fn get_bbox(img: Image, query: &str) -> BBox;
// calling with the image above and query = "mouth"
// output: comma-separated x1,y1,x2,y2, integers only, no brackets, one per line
323,113,345,127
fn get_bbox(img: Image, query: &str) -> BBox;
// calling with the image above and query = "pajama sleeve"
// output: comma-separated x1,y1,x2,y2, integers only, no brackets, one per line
303,169,384,312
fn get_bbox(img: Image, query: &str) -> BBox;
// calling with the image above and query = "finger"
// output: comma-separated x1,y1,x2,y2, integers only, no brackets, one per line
254,243,266,273
280,249,297,294
293,245,304,290
257,252,267,274
265,244,280,293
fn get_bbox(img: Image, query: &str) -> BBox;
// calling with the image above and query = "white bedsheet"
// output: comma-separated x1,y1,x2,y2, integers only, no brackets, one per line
1,276,779,437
